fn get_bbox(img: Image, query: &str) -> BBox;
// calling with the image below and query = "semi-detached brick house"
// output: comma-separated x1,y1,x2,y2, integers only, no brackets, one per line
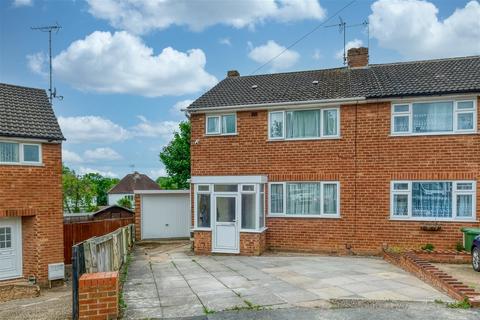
0,83,65,285
187,48,480,256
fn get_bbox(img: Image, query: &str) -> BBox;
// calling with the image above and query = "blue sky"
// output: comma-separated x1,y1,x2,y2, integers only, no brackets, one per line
1,0,479,179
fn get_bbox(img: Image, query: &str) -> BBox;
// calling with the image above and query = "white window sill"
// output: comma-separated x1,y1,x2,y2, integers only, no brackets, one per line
0,162,44,167
390,217,476,222
240,227,268,233
390,131,477,137
268,214,341,219
268,136,341,142
205,133,238,137
192,227,211,232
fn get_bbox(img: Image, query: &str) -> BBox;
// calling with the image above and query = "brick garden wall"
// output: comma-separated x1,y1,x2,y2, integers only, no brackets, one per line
190,97,480,255
0,142,63,285
79,272,119,319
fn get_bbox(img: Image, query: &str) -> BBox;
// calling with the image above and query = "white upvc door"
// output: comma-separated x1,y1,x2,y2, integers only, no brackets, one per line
212,194,239,253
0,217,22,281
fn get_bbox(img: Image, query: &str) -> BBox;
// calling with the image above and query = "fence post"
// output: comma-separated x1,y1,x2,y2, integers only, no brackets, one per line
72,245,79,320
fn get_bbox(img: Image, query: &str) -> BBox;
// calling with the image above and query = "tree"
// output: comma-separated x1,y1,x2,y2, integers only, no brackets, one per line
117,196,133,209
156,176,179,190
159,121,190,189
83,173,119,206
62,165,97,213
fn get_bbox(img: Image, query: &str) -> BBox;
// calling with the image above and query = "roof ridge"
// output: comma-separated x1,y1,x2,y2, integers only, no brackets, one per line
227,66,347,80
0,82,47,92
370,55,480,67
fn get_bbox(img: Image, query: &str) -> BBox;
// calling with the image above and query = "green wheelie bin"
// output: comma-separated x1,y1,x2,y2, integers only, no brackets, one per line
461,227,480,252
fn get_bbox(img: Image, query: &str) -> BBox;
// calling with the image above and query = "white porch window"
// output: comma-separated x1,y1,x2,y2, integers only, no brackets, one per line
391,181,476,221
391,99,476,135
196,185,211,228
269,182,340,217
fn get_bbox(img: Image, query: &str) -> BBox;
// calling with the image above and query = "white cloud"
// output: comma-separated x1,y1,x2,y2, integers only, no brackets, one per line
58,116,130,143
369,0,480,59
132,117,179,141
78,167,118,178
26,52,47,75
312,49,322,60
84,147,122,161
149,168,167,179
219,38,232,46
248,40,299,71
335,39,363,60
63,149,83,163
49,31,217,97
87,0,326,34
170,99,193,118
13,0,32,7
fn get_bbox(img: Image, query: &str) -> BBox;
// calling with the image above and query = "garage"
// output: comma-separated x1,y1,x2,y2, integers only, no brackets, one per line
136,190,191,240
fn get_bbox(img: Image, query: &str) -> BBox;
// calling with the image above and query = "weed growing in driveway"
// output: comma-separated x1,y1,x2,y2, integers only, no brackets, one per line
203,306,216,314
119,252,133,314
224,300,265,312
447,299,471,309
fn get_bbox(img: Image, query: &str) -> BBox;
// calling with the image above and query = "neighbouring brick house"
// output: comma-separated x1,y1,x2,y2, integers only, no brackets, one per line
187,48,480,256
0,83,64,285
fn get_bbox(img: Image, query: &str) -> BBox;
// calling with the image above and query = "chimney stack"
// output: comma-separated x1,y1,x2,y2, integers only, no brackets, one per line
227,70,240,78
347,47,369,68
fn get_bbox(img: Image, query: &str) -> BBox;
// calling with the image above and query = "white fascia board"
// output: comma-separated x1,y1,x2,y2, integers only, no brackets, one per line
191,175,268,184
134,189,190,194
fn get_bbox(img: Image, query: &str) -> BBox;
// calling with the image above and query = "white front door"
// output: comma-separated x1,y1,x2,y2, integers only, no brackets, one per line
212,195,239,253
0,217,22,280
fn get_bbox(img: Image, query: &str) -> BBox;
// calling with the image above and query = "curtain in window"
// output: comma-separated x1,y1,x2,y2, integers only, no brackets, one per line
207,117,219,133
197,194,211,227
457,195,473,217
393,194,408,216
270,112,284,138
0,142,19,162
323,184,337,214
270,184,283,213
323,110,338,136
259,187,265,228
286,183,320,215
286,110,320,138
412,102,453,133
412,182,452,218
222,115,236,133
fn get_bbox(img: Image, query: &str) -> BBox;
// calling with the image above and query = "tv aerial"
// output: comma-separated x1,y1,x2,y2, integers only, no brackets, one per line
326,17,369,65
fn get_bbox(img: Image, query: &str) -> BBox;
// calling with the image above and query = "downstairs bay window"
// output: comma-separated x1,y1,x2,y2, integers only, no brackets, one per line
269,182,340,217
391,181,476,221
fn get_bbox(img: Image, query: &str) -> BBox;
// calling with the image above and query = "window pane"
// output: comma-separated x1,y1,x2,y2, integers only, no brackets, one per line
394,105,409,113
222,115,236,133
457,113,474,130
0,142,19,162
242,185,254,192
259,190,264,228
207,117,219,133
323,184,337,214
457,183,473,190
269,112,284,138
394,116,409,132
286,110,320,138
270,184,283,214
394,183,409,190
197,194,211,228
286,183,321,215
457,194,473,217
216,197,236,222
412,102,453,133
457,101,474,109
412,182,452,218
198,185,210,192
23,145,40,162
214,184,238,192
393,194,409,216
241,194,256,229
323,109,338,136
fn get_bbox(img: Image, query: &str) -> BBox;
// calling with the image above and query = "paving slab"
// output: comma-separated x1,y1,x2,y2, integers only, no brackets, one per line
123,242,452,319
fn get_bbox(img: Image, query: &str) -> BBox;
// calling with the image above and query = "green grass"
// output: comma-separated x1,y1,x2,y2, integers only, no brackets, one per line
119,252,133,314
447,299,471,309
203,306,216,314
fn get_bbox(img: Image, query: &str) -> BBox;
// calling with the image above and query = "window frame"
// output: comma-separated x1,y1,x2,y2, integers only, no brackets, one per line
205,113,237,136
391,99,477,136
268,181,340,218
194,184,213,230
0,141,42,165
268,107,340,141
390,180,476,221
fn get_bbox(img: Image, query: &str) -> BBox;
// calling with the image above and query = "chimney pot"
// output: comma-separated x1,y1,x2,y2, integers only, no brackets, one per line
227,70,240,78
347,47,369,68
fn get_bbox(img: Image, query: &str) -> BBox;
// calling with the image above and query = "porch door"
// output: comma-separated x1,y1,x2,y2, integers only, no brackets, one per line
213,195,239,253
0,217,22,280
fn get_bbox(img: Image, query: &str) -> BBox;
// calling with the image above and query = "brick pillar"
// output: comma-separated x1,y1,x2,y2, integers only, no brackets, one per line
79,272,119,320
134,194,141,240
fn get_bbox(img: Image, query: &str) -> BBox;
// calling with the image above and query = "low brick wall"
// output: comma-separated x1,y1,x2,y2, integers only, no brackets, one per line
79,272,119,320
410,250,471,264
384,251,480,307
240,231,267,256
193,230,212,254
0,282,40,303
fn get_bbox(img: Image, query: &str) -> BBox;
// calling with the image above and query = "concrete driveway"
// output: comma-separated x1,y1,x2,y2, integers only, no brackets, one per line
123,242,451,319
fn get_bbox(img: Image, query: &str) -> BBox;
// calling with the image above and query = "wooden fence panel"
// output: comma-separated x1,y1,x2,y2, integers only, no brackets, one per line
64,217,134,264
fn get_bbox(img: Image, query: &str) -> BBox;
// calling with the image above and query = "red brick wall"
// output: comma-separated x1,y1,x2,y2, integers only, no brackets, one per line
240,232,266,256
191,97,480,254
0,142,63,284
134,194,141,240
79,272,118,320
194,230,212,254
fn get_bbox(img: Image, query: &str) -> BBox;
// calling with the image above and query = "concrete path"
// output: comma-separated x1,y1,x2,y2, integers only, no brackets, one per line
123,242,451,319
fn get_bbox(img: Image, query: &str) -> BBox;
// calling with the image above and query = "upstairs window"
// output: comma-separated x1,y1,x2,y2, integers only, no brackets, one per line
0,141,41,164
391,100,476,135
206,114,236,135
269,108,339,140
